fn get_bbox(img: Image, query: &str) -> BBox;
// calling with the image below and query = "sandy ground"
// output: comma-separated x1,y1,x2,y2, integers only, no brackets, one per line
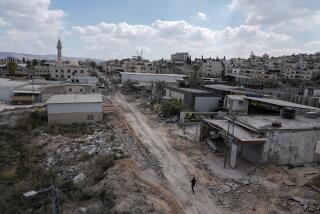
112,92,223,214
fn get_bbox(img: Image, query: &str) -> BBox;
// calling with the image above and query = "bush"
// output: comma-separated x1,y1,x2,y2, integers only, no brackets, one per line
92,154,115,182
160,98,185,117
95,154,115,171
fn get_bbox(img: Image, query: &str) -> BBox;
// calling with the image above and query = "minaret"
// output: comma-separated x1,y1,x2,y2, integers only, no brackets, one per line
57,37,62,64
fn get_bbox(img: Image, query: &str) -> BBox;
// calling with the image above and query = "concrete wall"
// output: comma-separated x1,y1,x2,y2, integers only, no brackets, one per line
262,130,320,165
169,90,184,101
224,97,248,115
121,73,185,83
48,112,102,124
48,102,102,114
0,86,15,103
194,97,220,112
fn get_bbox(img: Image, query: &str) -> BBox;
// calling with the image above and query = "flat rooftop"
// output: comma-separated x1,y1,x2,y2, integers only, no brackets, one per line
236,115,320,130
204,119,266,143
244,96,319,110
0,78,28,87
204,84,244,93
47,94,103,104
120,72,186,77
169,86,212,94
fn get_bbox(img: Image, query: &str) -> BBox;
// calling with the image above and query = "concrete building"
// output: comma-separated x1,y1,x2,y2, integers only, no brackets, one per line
46,94,103,124
49,61,91,80
201,94,320,167
165,86,222,112
202,114,320,167
171,52,190,62
199,61,223,77
120,72,186,83
70,76,98,85
224,95,249,115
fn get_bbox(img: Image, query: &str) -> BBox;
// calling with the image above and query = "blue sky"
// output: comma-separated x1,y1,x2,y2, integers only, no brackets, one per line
0,0,320,60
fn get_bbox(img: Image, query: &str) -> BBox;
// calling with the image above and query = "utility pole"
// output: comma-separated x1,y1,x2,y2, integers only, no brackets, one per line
224,121,230,168
51,185,59,214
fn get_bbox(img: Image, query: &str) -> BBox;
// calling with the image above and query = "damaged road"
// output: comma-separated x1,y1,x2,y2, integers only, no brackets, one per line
111,92,223,214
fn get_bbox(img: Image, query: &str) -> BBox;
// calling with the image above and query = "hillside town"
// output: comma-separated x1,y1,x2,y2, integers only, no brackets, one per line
0,35,319,214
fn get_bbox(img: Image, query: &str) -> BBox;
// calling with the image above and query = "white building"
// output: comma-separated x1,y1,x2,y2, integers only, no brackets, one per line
199,61,222,77
224,95,249,115
49,60,91,80
46,94,103,124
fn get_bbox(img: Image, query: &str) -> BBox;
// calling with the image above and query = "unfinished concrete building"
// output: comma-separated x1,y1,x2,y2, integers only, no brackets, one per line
201,95,320,167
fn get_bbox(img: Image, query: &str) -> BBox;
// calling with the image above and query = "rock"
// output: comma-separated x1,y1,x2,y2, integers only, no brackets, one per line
73,172,86,184
236,178,250,185
225,182,239,191
79,207,87,213
247,189,252,193
223,185,231,193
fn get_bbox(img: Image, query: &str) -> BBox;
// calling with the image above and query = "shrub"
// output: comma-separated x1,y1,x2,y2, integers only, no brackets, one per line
92,154,115,182
160,98,185,117
95,154,115,171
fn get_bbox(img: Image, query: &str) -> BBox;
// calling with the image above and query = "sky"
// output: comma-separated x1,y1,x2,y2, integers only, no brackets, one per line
0,0,320,60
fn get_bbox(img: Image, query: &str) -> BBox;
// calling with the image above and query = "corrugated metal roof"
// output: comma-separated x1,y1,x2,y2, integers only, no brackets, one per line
46,94,102,104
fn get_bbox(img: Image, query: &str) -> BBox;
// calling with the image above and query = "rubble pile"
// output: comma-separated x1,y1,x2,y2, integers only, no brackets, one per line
33,124,129,180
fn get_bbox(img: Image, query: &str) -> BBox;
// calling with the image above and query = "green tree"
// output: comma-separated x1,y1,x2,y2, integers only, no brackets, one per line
190,64,201,86
7,61,17,76
32,59,39,66
90,61,97,69
160,98,185,117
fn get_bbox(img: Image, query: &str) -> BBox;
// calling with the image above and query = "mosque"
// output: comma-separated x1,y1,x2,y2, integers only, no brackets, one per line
34,38,92,80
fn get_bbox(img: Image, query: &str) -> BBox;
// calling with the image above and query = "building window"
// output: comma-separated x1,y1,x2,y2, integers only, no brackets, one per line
74,70,77,73
87,115,94,120
92,89,95,93
80,89,83,92
56,69,58,72
69,88,72,92
239,100,244,105
55,75,58,77
67,69,71,73
81,70,84,73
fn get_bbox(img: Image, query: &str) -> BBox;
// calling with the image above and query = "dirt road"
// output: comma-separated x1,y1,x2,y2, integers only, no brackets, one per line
112,93,222,214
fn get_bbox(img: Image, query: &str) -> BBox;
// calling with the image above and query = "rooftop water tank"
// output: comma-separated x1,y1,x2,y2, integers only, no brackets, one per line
280,107,296,119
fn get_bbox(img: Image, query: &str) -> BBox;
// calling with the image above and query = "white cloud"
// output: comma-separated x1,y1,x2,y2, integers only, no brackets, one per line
194,12,209,21
0,0,65,53
70,20,293,59
229,0,320,29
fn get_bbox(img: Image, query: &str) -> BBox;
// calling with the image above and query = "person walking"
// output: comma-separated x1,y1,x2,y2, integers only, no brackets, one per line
191,176,197,194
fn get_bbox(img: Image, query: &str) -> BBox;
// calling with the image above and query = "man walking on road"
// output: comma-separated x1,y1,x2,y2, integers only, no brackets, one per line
191,176,197,194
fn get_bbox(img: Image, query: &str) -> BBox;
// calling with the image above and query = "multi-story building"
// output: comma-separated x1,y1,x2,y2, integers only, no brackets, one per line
199,60,223,77
171,52,190,62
